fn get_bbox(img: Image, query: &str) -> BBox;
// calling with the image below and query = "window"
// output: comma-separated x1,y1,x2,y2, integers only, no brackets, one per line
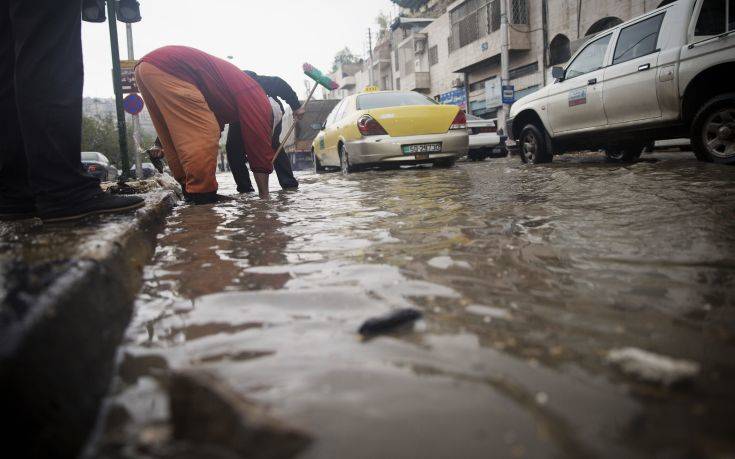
429,45,439,66
335,98,352,121
511,0,529,25
509,62,539,79
396,77,401,90
357,92,438,110
613,13,664,65
450,0,498,50
695,0,734,36
394,50,399,70
565,34,611,79
549,34,571,65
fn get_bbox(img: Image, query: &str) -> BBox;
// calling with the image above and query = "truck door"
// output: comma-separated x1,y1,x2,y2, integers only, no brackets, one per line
603,13,666,125
548,33,612,134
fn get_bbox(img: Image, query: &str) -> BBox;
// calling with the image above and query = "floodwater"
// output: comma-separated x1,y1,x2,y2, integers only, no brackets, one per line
96,152,735,459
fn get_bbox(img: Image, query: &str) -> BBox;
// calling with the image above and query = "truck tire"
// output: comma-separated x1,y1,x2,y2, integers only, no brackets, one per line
519,123,553,164
605,143,644,163
691,93,735,164
313,149,326,173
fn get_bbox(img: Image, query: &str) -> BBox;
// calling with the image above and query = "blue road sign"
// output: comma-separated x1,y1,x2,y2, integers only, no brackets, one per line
502,85,515,104
123,93,144,115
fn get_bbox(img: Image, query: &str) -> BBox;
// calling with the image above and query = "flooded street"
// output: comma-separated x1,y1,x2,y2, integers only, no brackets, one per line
99,152,735,458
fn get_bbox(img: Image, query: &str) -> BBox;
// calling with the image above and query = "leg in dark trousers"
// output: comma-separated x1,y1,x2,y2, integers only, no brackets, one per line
271,122,299,189
226,122,299,191
0,0,101,216
225,123,255,193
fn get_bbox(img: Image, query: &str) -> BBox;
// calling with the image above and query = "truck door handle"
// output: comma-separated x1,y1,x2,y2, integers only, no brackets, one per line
638,63,651,71
588,78,597,85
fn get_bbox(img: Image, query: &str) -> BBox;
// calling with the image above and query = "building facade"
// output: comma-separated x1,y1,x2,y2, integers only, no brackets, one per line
326,0,674,118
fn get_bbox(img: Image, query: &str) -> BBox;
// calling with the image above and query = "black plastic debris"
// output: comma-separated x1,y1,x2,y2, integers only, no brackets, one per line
358,308,423,338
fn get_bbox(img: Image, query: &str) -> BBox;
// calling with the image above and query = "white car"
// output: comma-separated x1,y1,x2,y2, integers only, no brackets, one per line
466,115,506,161
508,0,735,164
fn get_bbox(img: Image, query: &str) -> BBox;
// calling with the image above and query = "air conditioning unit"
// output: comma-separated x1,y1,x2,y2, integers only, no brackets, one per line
451,78,464,88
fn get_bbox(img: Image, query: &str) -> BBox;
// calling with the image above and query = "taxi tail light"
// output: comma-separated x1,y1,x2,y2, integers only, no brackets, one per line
450,110,467,130
357,115,388,136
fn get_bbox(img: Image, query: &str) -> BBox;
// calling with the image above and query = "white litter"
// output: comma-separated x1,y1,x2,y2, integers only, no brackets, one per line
606,347,700,386
428,256,471,270
466,304,512,320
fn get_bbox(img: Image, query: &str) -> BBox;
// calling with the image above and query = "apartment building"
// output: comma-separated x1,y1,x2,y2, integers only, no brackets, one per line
326,0,674,118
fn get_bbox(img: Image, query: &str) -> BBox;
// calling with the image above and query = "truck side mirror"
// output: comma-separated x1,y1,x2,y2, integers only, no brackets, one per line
551,66,565,81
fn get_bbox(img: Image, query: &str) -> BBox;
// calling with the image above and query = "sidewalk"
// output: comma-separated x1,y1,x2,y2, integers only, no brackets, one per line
0,180,178,458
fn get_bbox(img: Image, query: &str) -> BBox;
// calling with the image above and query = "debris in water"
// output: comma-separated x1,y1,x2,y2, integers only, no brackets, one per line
169,370,311,458
606,347,700,386
358,308,423,338
466,304,512,321
428,256,471,270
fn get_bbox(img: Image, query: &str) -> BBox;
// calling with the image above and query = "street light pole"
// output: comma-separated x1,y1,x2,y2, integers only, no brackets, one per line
107,0,130,180
499,0,510,134
125,22,143,179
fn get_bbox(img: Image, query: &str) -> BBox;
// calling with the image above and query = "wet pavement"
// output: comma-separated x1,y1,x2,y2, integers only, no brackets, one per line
97,151,735,459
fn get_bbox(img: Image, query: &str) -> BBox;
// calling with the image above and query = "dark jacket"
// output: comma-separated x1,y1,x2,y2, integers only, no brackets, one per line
244,71,301,117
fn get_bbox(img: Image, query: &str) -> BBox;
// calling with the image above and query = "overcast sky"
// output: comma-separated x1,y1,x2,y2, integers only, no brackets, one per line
82,0,397,99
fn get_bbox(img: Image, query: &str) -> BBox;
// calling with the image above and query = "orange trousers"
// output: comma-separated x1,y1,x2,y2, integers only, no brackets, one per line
135,62,221,194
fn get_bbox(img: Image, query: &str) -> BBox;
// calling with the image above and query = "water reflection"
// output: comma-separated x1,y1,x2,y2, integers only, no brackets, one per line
97,153,735,459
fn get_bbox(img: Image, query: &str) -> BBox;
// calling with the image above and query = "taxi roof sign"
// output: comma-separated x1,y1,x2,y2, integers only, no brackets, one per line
363,85,380,93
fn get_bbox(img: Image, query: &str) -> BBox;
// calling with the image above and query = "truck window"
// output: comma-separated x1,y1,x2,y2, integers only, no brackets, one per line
695,0,734,36
613,13,665,65
565,34,612,79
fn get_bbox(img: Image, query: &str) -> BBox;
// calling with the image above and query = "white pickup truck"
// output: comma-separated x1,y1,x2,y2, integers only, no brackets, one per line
508,0,735,164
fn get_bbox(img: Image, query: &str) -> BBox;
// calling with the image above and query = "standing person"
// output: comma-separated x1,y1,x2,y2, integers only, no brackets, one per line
134,46,276,202
0,0,144,222
226,71,306,193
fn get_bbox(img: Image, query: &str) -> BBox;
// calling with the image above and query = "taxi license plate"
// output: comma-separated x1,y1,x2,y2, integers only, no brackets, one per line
402,143,441,155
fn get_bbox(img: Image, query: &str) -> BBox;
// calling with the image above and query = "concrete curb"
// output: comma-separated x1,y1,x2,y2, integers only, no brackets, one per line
0,190,177,458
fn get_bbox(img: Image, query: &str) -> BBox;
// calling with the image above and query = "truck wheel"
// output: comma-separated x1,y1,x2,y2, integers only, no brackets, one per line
692,93,735,164
313,149,326,173
519,124,552,164
605,144,644,163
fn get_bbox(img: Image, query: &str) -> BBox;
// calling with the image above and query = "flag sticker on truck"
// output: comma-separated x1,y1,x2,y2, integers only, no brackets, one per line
568,88,587,107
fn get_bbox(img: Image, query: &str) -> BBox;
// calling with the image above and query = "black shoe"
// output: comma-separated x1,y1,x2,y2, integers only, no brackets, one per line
40,193,145,223
186,192,233,205
0,202,37,221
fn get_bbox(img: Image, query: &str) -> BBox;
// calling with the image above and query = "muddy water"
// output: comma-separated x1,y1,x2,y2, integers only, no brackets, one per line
101,152,735,458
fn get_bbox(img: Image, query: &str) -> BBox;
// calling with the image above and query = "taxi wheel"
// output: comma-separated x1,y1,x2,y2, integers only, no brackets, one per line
433,158,456,168
312,149,326,173
339,144,357,173
519,123,552,164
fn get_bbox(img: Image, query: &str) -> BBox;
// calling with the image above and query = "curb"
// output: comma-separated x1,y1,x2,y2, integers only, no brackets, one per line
0,190,177,458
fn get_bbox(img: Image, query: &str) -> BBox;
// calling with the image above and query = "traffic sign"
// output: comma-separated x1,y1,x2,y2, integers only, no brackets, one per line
502,85,515,104
123,93,144,115
120,59,139,93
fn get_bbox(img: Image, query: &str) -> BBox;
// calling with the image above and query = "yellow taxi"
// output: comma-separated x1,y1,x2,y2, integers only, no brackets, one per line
312,89,469,173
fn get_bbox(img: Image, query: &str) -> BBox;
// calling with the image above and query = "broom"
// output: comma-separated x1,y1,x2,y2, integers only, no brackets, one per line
271,63,339,164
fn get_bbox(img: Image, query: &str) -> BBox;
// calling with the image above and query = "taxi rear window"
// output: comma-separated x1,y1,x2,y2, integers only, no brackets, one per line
357,92,438,110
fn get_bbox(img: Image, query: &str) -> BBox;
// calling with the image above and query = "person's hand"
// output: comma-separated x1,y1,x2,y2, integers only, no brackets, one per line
148,145,164,159
294,107,306,120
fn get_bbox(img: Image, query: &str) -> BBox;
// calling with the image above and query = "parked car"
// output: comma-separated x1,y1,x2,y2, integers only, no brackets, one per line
130,162,157,179
466,115,506,161
81,151,117,181
312,90,469,173
508,0,735,164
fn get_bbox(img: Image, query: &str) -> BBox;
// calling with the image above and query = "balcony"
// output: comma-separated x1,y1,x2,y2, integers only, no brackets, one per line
403,71,431,91
340,75,356,89
448,26,530,73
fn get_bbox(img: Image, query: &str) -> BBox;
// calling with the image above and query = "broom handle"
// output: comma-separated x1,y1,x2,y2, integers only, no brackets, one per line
272,81,320,164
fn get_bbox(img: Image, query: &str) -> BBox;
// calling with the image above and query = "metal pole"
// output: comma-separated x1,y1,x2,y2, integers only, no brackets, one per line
107,1,130,181
125,22,143,180
499,0,510,134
